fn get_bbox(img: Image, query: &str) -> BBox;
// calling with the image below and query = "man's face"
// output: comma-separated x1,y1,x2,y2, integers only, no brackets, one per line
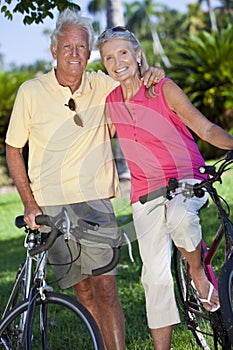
51,25,91,77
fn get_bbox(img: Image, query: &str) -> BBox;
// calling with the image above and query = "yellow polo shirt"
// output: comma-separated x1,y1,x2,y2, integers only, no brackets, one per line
6,69,119,206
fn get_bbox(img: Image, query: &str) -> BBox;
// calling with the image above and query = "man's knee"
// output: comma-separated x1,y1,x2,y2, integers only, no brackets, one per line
91,275,119,303
73,277,94,304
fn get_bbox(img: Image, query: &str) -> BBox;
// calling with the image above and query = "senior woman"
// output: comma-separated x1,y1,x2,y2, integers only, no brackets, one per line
96,27,233,350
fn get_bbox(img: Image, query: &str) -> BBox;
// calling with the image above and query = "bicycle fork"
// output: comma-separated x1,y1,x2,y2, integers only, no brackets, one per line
25,251,53,350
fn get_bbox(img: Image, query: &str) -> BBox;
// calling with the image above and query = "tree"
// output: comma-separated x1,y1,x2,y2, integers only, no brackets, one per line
124,1,171,67
198,0,218,30
215,0,233,28
0,71,35,155
88,0,124,30
106,0,124,27
218,0,233,9
179,2,207,35
87,0,106,32
169,25,233,158
0,0,80,24
1,0,125,28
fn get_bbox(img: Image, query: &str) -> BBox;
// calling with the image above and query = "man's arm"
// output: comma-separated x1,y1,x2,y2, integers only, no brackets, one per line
142,66,165,88
6,144,42,229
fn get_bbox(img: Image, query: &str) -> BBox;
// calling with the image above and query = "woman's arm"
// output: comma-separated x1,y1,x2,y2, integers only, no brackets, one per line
163,79,233,150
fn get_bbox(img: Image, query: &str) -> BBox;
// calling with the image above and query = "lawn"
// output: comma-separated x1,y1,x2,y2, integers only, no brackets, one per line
0,168,232,349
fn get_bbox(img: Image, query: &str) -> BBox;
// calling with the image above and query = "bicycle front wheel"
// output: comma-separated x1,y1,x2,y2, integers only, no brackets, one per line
0,292,104,350
218,259,233,345
174,247,229,350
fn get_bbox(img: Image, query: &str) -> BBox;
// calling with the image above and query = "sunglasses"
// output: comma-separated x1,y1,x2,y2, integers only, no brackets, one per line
65,98,83,127
112,26,129,32
98,26,133,41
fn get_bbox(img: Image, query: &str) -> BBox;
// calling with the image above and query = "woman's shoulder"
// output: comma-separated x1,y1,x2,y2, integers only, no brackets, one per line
107,85,122,101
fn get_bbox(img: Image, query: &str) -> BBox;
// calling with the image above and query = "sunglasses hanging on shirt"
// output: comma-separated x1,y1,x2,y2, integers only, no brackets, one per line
65,98,83,127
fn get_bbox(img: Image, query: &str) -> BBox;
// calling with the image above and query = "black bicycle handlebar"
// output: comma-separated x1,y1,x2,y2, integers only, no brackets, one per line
92,247,121,276
139,151,233,204
72,223,128,275
15,215,62,257
167,150,233,198
15,214,128,275
194,150,233,192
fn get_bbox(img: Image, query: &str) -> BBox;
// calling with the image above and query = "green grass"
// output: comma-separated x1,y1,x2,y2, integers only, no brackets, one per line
0,169,233,349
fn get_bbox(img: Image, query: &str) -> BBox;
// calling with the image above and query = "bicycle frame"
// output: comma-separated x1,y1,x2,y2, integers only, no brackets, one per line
201,224,225,291
1,208,126,350
184,190,232,312
202,176,233,283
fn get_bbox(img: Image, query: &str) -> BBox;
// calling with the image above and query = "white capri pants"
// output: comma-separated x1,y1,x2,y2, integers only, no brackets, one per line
132,179,209,329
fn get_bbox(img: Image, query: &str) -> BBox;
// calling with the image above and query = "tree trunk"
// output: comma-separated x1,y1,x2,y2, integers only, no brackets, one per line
207,0,218,31
149,16,171,68
106,0,124,27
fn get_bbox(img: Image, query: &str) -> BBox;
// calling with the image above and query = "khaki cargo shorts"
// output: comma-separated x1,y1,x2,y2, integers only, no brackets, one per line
41,199,118,289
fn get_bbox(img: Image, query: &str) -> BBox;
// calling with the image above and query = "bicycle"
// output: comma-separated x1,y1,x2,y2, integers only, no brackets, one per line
139,150,233,349
0,207,133,350
169,150,233,349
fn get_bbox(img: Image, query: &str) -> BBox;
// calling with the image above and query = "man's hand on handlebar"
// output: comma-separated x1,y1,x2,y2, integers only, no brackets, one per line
24,202,43,230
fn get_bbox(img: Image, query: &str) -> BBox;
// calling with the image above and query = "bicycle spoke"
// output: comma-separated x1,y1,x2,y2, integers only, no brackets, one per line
174,247,229,349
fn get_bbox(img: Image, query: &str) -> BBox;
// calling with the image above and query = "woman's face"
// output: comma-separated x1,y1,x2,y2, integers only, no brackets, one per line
100,39,140,82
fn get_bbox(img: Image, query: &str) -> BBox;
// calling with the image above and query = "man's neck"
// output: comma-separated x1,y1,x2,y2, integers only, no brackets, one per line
54,68,82,94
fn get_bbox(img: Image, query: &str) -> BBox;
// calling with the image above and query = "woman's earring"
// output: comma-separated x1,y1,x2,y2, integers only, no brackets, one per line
137,61,142,77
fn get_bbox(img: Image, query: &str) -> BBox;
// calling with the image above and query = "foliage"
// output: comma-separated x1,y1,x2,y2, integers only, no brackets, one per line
0,58,53,156
1,0,233,160
124,1,171,67
168,25,233,159
0,0,80,24
86,60,106,73
124,1,183,61
8,60,53,73
0,70,35,156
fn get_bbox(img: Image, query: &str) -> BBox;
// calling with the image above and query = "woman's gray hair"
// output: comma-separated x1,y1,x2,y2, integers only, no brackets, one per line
96,27,149,77
51,8,95,50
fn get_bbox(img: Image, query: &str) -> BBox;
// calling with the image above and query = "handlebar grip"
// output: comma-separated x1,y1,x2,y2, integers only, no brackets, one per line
91,247,121,276
225,150,233,161
29,215,60,257
15,215,27,228
35,214,53,227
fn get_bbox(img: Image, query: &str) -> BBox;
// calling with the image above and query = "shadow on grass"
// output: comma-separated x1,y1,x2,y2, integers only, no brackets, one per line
0,235,25,271
0,234,26,313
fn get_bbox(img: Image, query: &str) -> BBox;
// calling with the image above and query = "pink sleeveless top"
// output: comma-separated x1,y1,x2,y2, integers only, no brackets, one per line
106,78,206,203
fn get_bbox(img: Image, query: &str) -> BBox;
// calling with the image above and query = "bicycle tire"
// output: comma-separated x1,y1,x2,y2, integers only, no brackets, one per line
0,291,104,350
2,264,26,319
218,259,233,345
174,247,230,350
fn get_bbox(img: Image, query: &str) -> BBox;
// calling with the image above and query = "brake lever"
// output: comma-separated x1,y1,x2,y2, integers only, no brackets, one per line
62,208,71,241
